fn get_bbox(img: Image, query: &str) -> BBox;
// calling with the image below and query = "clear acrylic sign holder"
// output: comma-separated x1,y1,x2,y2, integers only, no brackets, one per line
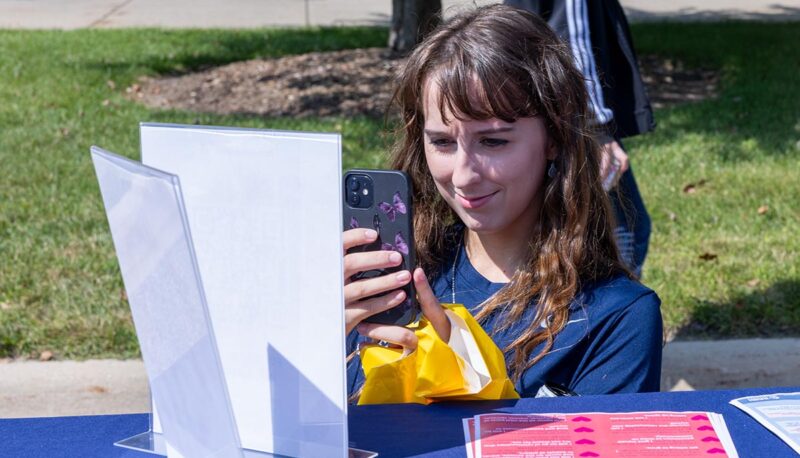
92,123,371,457
92,147,243,458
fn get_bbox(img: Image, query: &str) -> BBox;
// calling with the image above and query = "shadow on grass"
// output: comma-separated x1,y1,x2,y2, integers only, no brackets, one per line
82,27,388,76
640,96,799,164
626,5,800,22
630,22,800,163
673,279,800,339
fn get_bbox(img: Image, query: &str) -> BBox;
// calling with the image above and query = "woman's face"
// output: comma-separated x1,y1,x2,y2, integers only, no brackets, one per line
422,80,553,237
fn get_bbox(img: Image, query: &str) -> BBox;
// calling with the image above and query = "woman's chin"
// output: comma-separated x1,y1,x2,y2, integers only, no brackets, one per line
458,215,502,234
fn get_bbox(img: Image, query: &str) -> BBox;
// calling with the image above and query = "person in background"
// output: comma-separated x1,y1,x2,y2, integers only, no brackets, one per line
505,0,655,277
342,4,662,399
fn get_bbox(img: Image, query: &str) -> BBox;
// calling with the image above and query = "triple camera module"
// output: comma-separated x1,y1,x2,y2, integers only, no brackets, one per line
345,174,374,209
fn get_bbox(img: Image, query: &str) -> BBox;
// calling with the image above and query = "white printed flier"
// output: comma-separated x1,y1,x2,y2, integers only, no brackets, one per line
731,391,800,454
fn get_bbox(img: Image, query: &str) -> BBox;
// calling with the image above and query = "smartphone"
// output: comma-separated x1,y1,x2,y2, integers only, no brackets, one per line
343,169,418,326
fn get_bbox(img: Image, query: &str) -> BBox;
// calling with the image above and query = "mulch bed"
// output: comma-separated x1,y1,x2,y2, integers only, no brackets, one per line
130,48,719,118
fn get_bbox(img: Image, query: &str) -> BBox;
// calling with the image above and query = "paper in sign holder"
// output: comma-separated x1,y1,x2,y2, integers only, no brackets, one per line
92,123,373,457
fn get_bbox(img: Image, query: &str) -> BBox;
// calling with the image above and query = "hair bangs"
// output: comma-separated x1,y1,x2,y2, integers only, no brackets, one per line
430,55,539,125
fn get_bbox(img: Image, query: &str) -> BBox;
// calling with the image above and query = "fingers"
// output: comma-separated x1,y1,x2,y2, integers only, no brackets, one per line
343,228,378,253
344,250,403,280
342,228,411,333
357,322,418,351
345,289,406,334
354,268,450,351
414,268,451,343
611,141,630,173
599,142,612,179
344,270,411,304
600,140,629,190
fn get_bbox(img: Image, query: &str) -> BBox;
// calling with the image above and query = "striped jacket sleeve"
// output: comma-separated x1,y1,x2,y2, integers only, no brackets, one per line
564,0,614,125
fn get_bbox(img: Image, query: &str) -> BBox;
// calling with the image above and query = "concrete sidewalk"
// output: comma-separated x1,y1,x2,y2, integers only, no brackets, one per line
1,0,799,29
1,338,798,418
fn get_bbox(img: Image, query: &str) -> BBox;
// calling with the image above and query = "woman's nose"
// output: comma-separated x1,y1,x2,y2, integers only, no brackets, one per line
451,143,482,189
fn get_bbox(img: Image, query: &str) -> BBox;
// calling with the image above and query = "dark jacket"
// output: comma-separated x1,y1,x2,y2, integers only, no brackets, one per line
506,0,655,138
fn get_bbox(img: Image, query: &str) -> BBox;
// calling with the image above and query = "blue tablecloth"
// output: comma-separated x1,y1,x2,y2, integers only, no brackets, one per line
1,386,797,457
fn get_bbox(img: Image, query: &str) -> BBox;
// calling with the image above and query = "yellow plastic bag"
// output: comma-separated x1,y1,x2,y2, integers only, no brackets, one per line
358,303,519,405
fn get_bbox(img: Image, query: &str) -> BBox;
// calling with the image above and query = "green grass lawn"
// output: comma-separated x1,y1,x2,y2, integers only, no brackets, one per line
1,23,798,359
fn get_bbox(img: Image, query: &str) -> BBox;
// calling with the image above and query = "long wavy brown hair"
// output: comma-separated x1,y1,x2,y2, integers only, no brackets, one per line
388,4,630,381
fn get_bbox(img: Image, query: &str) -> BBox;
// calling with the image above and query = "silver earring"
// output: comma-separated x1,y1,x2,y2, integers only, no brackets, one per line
547,162,557,178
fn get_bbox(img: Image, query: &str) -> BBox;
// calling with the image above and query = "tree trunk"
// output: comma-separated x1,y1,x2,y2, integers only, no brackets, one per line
388,0,442,55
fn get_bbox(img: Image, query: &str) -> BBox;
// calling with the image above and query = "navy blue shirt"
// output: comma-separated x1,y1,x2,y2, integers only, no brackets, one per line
347,243,663,399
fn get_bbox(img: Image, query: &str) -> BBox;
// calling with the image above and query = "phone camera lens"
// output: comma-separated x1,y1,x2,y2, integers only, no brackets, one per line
347,178,360,191
349,192,361,206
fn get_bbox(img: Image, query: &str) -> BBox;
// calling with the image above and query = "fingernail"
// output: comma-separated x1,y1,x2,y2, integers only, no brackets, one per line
393,290,406,303
389,252,402,263
364,229,377,240
395,271,411,282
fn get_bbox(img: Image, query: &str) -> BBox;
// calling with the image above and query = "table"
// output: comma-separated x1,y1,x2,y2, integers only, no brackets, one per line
1,386,797,457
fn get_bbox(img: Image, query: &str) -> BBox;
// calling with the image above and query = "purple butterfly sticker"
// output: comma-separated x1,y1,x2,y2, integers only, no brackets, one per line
349,217,359,229
378,191,407,222
381,231,409,255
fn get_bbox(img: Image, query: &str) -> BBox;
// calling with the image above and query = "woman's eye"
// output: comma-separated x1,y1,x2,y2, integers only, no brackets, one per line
481,138,509,148
429,138,455,148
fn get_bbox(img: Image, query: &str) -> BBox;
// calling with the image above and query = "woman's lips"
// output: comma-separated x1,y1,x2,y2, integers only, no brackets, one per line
456,191,498,209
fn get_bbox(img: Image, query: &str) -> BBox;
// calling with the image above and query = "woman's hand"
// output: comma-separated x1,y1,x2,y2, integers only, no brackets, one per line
343,228,410,334
356,267,451,353
599,139,629,190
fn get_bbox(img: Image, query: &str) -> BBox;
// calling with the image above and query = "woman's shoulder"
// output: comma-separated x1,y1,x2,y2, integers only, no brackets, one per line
576,274,660,320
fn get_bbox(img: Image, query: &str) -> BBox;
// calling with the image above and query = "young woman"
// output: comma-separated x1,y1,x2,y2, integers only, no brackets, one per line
343,4,662,398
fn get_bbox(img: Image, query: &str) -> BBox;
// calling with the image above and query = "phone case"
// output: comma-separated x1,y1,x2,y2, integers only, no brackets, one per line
343,169,418,326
